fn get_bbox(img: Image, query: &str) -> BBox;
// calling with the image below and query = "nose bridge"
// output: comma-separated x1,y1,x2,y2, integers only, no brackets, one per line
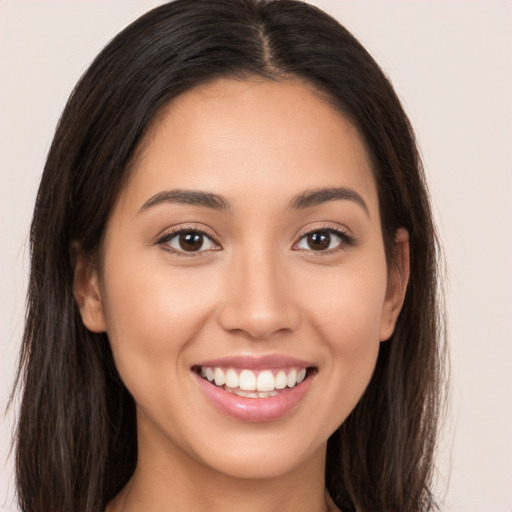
218,242,298,339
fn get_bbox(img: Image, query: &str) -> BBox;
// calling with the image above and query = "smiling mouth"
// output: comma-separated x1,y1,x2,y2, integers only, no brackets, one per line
192,366,317,398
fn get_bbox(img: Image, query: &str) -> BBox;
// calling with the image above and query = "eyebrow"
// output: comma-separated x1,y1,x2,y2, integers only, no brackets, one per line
138,189,230,213
138,186,369,215
288,186,369,215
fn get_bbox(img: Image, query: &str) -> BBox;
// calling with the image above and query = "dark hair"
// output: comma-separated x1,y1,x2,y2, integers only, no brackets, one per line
13,1,446,511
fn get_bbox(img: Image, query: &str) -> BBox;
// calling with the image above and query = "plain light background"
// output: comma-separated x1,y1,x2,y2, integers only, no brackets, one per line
1,1,511,511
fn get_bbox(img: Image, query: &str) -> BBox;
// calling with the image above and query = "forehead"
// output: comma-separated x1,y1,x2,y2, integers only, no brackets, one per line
119,78,378,216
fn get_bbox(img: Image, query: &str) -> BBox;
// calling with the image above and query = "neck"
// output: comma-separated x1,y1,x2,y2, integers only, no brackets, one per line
107,415,333,512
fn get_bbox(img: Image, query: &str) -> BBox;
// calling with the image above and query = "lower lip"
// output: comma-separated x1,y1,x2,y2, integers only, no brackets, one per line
193,371,314,422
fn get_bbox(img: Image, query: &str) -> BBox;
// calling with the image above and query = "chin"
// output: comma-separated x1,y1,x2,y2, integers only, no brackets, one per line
178,422,328,481
201,446,319,481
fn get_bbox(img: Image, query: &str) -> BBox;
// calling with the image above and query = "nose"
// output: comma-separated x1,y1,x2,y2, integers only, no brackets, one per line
217,247,300,340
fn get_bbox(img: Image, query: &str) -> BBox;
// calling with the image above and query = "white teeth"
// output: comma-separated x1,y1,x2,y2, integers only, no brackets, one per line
225,369,239,389
199,366,310,394
224,387,281,399
274,370,287,389
240,391,259,398
213,367,225,386
239,369,257,391
286,368,297,387
256,370,275,392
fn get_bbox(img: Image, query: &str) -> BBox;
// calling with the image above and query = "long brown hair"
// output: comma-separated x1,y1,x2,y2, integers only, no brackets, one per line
13,1,447,510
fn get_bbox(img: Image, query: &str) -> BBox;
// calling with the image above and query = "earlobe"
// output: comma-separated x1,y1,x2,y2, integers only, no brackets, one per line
379,228,410,341
71,244,107,333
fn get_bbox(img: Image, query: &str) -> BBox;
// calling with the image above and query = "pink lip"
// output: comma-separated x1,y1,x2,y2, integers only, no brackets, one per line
194,354,315,370
192,368,315,423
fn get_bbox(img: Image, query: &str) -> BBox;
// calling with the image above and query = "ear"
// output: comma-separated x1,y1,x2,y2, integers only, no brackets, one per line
379,228,410,341
71,243,107,333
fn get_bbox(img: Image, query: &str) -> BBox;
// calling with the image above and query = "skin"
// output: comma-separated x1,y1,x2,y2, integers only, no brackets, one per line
74,78,409,512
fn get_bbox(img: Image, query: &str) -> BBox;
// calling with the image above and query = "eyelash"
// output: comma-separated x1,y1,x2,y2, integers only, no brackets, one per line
155,224,355,258
294,224,355,256
155,226,219,258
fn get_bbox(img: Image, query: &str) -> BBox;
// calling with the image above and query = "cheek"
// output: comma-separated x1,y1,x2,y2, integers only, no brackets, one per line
309,262,388,346
100,255,219,387
305,261,388,416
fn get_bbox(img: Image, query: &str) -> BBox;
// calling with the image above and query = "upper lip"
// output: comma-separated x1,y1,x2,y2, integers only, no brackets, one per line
194,354,316,370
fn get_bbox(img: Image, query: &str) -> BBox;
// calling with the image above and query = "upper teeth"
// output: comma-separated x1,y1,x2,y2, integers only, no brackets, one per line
200,367,307,392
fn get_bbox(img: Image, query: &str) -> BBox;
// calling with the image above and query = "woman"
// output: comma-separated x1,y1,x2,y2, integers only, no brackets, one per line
14,1,446,511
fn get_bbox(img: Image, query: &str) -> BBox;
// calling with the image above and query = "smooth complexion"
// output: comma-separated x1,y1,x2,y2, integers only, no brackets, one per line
74,79,409,512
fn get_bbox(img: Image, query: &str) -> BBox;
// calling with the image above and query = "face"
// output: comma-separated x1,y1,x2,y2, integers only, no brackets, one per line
75,78,408,481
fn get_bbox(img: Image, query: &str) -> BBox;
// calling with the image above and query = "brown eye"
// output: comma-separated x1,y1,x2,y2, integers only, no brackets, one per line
179,232,205,251
296,228,351,253
161,229,217,254
306,231,331,251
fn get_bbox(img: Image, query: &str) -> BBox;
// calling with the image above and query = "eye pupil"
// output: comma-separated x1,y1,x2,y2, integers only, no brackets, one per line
179,232,204,251
307,231,330,250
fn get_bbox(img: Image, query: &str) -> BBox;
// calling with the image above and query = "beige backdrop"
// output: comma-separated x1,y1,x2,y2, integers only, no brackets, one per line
1,1,511,511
